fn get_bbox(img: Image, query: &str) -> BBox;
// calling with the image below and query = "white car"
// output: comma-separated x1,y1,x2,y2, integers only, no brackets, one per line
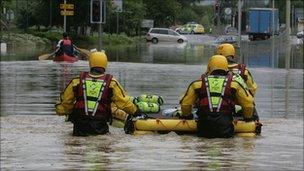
146,28,187,44
296,30,304,38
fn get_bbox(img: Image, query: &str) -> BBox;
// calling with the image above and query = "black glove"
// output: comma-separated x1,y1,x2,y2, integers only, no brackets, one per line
124,115,135,134
133,109,148,119
179,113,193,120
133,109,143,117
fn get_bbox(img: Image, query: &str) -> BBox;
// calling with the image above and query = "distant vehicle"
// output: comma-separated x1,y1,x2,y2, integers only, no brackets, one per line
146,28,187,44
296,30,304,48
296,30,304,39
214,35,237,45
175,23,205,34
247,8,279,41
224,25,238,35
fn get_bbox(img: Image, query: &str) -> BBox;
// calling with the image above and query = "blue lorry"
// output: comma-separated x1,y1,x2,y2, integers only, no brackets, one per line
247,8,279,41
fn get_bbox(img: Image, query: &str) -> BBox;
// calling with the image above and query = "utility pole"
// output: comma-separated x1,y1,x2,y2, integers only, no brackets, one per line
26,0,28,30
50,0,52,27
91,0,106,51
63,0,67,32
271,0,275,68
286,0,291,70
116,12,119,34
237,0,243,63
98,23,102,51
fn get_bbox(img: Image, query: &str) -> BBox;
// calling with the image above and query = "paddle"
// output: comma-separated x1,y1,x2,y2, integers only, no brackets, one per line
38,51,55,60
74,46,91,60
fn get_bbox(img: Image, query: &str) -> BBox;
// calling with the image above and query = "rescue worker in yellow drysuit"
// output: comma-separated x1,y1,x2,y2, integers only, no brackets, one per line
216,43,257,96
55,51,141,136
216,43,259,121
179,55,255,138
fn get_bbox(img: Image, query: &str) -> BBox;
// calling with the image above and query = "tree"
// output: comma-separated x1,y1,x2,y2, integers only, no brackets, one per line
122,0,146,36
144,0,181,27
177,8,198,24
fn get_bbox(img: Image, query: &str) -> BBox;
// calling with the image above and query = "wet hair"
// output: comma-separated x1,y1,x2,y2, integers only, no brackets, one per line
62,32,68,38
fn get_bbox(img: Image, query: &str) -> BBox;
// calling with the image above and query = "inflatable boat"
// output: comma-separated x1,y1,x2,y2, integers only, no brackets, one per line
53,53,78,63
111,107,262,137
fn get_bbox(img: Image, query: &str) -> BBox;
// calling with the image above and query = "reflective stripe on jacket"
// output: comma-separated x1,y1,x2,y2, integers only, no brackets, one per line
179,72,254,119
73,72,112,120
55,72,138,117
198,73,234,115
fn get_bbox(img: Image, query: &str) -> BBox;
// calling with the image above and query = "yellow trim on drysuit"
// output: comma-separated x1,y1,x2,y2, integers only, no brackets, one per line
55,73,138,116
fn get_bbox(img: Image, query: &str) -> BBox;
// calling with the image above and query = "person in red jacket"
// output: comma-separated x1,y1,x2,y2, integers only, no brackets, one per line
55,32,75,57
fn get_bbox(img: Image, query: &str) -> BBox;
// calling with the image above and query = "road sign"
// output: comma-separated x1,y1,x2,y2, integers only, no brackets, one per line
60,10,74,16
60,4,74,10
141,19,154,28
111,0,122,12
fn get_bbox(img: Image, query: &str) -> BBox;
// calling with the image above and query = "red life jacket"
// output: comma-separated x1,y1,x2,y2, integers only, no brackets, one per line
198,73,235,115
61,39,74,56
73,72,113,120
229,63,247,81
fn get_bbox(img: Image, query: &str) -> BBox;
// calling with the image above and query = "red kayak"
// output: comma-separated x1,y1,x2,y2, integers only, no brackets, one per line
53,53,78,63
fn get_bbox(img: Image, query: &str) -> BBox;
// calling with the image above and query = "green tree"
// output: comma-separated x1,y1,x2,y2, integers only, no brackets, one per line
144,0,181,27
122,0,146,36
177,8,198,24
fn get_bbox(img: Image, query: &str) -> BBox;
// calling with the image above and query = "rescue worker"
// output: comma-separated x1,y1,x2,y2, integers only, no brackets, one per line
179,55,255,138
55,32,75,57
55,51,141,136
216,43,259,121
216,43,257,96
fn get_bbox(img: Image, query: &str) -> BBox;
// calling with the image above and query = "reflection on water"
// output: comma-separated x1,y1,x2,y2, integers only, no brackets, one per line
0,42,303,170
242,38,303,69
1,41,303,69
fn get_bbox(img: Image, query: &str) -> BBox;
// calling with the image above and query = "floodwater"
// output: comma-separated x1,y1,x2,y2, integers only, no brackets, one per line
1,40,303,170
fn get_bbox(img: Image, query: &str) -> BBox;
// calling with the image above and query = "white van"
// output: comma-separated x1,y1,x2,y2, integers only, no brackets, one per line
146,28,187,44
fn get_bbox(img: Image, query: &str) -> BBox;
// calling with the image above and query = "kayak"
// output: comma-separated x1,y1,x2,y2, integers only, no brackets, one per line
111,107,262,137
53,53,78,63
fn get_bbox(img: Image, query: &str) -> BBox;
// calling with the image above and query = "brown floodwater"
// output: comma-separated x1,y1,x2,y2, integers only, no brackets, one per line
0,41,303,170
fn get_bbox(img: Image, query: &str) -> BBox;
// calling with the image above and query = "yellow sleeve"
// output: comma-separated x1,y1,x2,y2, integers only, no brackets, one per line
244,69,258,97
55,78,79,116
110,78,138,115
231,80,254,119
179,80,201,116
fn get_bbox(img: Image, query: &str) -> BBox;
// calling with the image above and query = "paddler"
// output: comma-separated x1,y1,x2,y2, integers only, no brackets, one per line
55,32,76,57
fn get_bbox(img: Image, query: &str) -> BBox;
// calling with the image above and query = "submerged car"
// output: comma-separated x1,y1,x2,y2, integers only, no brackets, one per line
146,28,187,43
175,24,205,34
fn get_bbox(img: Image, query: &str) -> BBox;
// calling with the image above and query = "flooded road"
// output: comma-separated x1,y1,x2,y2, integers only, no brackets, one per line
1,41,303,170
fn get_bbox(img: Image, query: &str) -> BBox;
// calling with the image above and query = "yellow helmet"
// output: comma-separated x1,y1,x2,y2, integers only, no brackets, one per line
216,43,235,58
207,55,228,74
89,51,108,70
